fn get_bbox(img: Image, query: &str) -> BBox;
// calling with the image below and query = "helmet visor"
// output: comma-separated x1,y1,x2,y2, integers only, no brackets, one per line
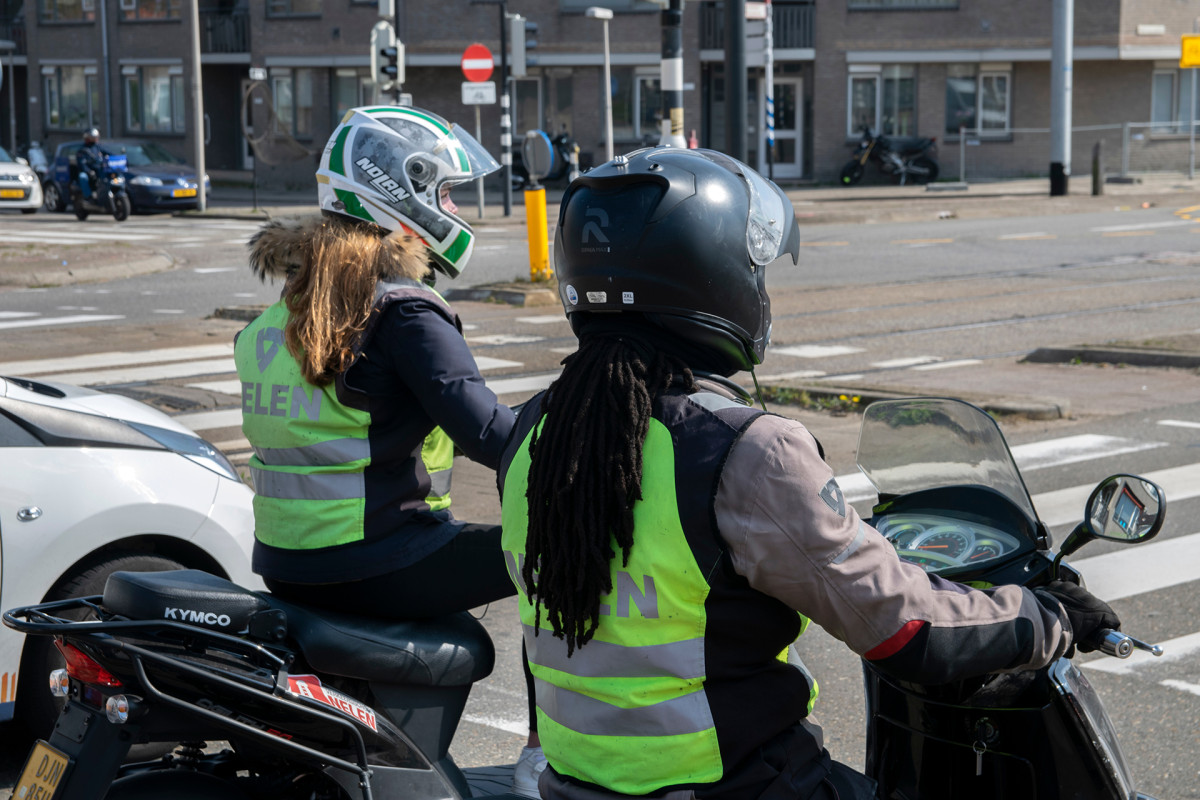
447,123,500,183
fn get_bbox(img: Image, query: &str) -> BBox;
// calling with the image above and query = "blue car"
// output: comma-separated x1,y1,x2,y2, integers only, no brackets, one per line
44,140,210,214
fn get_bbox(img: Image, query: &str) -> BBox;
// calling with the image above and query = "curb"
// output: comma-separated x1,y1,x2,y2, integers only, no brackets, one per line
0,253,175,288
1024,347,1200,370
758,382,1069,421
212,305,268,323
444,282,558,307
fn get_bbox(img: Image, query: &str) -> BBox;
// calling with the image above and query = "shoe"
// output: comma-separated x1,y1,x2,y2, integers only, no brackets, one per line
511,745,548,798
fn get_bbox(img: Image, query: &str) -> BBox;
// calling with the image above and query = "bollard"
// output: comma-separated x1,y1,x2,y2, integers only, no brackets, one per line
524,185,552,282
1092,140,1104,196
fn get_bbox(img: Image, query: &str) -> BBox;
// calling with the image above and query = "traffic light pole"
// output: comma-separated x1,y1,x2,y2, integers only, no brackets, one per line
498,1,512,216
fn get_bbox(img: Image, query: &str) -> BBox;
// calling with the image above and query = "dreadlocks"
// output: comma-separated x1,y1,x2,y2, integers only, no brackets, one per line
522,333,696,655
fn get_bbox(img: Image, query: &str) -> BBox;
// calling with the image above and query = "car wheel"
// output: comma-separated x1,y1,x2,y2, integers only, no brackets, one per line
43,182,66,213
16,553,185,742
21,208,37,215
911,156,939,185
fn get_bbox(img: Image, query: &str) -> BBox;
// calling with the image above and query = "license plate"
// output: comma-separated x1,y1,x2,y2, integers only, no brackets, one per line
172,188,197,198
0,188,24,199
14,740,70,800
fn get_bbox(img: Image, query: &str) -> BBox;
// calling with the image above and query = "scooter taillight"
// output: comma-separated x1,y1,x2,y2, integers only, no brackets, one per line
55,640,122,688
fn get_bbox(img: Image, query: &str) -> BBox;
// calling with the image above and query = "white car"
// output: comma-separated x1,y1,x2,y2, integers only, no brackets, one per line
0,373,257,736
0,147,43,214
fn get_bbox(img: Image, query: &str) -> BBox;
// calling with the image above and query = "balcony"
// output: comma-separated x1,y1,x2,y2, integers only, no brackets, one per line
200,8,248,54
0,20,25,54
700,1,814,51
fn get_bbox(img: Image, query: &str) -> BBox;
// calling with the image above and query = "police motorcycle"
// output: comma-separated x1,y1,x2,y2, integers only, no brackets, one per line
855,397,1165,800
70,152,132,222
1,396,1166,800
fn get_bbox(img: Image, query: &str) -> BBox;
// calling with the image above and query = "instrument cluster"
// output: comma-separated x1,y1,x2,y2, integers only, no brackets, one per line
874,513,1023,573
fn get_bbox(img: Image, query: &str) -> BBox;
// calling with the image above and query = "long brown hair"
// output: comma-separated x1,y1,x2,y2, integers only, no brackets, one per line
248,214,430,386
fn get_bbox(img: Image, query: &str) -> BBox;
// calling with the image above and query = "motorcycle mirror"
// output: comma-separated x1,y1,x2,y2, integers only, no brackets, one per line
1055,474,1166,565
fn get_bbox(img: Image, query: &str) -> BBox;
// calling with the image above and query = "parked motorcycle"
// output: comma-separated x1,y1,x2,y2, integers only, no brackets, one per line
1,396,1165,800
856,397,1165,800
69,153,132,222
840,127,939,186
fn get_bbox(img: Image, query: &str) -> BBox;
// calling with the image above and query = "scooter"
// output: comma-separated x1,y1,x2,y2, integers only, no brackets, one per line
856,397,1165,800
70,153,132,222
1,397,1164,800
840,127,939,186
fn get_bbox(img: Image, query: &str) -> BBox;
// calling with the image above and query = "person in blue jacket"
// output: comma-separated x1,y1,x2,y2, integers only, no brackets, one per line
76,127,104,201
232,106,545,797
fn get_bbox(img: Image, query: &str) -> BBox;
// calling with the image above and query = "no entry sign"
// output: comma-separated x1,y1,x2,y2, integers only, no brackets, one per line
461,43,494,82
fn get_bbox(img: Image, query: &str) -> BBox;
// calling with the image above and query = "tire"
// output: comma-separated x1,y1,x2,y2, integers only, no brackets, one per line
106,769,251,800
839,160,864,186
73,203,89,221
21,208,37,215
910,156,939,185
112,194,132,222
43,182,66,213
16,554,185,742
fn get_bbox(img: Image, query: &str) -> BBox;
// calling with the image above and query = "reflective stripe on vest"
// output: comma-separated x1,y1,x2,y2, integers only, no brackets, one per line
422,426,454,512
235,300,372,551
502,418,723,794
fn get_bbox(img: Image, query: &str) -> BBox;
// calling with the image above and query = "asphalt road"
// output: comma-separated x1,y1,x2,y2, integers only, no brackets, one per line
0,198,1197,798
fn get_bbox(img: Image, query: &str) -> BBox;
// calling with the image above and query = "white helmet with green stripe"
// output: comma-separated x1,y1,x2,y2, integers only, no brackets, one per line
317,106,500,278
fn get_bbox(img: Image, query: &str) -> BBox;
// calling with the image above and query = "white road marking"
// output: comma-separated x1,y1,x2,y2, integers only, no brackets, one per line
193,267,238,274
461,713,529,737
1089,220,1194,233
817,373,864,382
999,232,1052,240
0,343,234,376
0,229,159,242
472,356,523,371
516,315,566,325
912,359,983,371
774,345,866,359
1159,419,1200,430
467,334,545,346
1069,532,1200,601
0,314,123,331
0,311,38,319
1081,631,1200,675
1160,679,1200,697
549,347,577,355
153,309,186,314
187,379,241,395
488,372,560,396
757,370,827,380
872,356,941,369
174,408,242,432
40,357,236,386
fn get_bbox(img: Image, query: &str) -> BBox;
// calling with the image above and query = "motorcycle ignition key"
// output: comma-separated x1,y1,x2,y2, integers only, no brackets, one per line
973,741,987,777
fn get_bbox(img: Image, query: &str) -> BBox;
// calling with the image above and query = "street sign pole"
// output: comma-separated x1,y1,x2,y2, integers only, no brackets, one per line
476,105,485,218
461,45,497,219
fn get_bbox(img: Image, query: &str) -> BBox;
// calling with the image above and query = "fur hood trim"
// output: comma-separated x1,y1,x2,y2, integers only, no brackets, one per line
248,214,431,283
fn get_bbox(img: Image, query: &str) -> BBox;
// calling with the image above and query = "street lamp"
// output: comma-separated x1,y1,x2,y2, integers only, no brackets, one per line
586,6,614,163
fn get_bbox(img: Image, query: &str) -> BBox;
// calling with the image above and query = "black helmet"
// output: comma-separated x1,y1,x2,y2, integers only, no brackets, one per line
553,147,800,374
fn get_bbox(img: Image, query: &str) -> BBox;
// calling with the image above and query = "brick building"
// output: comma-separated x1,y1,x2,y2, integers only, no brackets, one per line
1,0,1196,190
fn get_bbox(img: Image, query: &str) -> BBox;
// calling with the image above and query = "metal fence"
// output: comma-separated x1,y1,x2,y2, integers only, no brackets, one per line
950,122,1200,184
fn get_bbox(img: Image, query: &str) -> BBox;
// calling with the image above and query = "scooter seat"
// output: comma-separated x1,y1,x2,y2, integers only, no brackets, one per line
102,570,494,687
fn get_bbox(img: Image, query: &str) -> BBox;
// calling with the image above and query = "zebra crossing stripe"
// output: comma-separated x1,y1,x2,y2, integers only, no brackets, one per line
0,343,234,377
40,358,236,387
0,315,124,331
1069,531,1200,602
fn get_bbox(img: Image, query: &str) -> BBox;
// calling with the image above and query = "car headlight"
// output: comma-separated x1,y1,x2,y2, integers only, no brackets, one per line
129,175,163,186
127,421,241,482
18,172,35,184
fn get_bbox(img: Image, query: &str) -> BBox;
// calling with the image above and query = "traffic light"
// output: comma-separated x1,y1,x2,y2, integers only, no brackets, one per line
509,14,538,77
380,46,401,83
369,21,403,88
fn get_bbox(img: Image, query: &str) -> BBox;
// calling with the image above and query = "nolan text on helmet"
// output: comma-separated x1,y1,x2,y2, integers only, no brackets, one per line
354,156,411,204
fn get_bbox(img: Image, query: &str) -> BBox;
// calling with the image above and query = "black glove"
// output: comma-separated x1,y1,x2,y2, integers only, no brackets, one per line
1035,580,1120,654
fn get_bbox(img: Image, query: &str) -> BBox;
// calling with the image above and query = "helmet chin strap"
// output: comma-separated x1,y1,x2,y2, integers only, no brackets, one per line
750,366,769,413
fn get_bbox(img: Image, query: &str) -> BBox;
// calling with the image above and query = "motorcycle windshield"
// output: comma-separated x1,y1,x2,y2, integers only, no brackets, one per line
855,398,1038,522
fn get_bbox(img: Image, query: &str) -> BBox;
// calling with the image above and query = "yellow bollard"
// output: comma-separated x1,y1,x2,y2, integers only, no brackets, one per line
524,185,552,282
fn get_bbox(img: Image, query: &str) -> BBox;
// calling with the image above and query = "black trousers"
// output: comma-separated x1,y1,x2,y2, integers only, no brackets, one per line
265,523,536,731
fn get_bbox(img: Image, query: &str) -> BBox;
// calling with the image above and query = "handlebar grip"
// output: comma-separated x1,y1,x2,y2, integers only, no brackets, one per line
1092,628,1133,658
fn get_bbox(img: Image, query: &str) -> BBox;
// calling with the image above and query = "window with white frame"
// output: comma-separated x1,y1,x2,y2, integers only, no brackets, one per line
42,65,100,130
608,67,662,142
332,68,373,122
847,65,914,137
945,64,1010,135
271,68,314,138
123,65,185,133
1151,69,1196,134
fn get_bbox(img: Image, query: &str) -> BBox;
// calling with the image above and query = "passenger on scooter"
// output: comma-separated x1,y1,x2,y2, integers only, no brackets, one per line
498,148,1119,800
76,127,104,201
233,105,545,798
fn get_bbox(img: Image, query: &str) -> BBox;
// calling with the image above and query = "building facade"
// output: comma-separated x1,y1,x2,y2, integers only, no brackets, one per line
2,0,1197,190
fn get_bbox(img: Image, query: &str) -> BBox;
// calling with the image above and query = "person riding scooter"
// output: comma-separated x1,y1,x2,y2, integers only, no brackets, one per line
233,105,545,798
498,147,1120,799
75,127,104,201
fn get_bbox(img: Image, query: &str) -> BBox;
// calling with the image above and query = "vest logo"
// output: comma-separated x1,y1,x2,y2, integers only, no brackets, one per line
242,381,323,421
355,156,411,205
164,607,232,627
256,326,284,372
819,477,846,518
506,549,660,620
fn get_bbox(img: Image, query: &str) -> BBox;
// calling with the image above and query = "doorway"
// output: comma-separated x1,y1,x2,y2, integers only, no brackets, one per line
760,76,802,180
